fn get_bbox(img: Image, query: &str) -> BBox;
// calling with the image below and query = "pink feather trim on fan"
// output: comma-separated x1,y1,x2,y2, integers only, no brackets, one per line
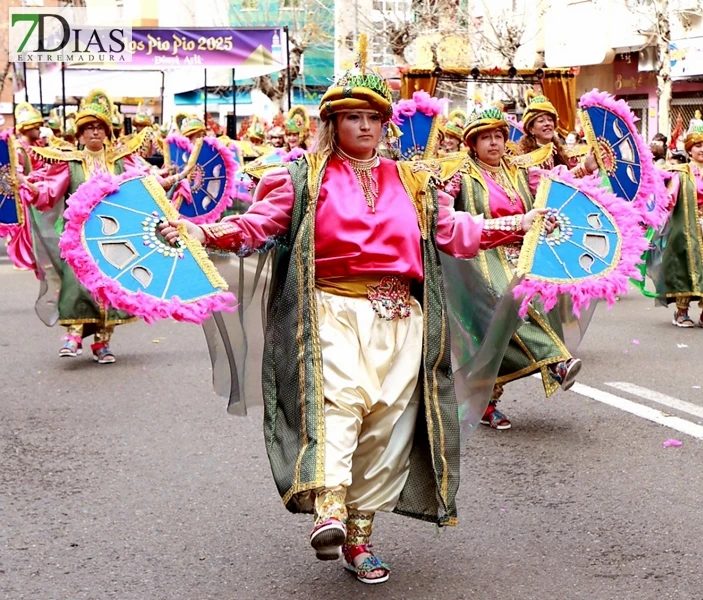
513,169,650,318
579,89,668,229
392,91,449,124
58,170,236,325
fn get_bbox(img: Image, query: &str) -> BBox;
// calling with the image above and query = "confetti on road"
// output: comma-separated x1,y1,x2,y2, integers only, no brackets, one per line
677,343,689,349
663,439,683,448
632,339,640,345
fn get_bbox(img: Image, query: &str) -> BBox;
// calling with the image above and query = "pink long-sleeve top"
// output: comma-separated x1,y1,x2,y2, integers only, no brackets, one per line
202,155,520,282
28,154,149,211
666,163,703,207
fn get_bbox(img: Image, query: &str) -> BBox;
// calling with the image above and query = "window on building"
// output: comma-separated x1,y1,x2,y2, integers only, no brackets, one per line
281,0,300,9
242,0,258,8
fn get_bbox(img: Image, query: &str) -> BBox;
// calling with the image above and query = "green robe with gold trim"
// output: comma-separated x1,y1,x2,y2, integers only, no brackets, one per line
658,164,703,304
452,158,570,397
261,153,461,527
30,145,137,336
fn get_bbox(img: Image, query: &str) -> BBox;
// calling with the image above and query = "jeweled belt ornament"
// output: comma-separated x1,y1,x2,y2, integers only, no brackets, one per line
367,275,412,321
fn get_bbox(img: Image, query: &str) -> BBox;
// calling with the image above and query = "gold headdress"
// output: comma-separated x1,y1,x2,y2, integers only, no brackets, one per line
285,105,310,134
444,109,468,141
175,112,205,138
522,89,558,132
14,102,43,133
64,111,77,137
111,105,123,129
75,89,114,138
247,115,266,142
47,108,62,133
684,124,703,153
462,106,509,145
319,34,393,122
133,101,153,126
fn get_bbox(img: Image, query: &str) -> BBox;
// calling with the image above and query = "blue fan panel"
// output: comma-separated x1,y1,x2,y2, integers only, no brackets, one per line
583,106,642,202
83,177,221,300
0,138,20,226
397,112,434,160
178,140,230,219
531,180,619,281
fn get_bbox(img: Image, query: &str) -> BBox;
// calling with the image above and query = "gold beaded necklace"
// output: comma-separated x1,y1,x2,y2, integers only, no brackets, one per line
83,147,109,175
476,159,520,208
335,147,380,213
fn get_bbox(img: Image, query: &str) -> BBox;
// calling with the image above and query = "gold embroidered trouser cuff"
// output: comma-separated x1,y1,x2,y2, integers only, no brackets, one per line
65,324,83,337
346,512,375,546
313,487,347,526
94,326,114,343
676,296,703,310
676,296,691,310
490,383,505,405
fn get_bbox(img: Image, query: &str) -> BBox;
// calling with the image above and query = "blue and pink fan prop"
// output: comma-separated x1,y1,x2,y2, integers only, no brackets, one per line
513,170,650,317
59,172,236,324
578,90,667,228
0,132,22,238
164,134,236,224
392,91,448,160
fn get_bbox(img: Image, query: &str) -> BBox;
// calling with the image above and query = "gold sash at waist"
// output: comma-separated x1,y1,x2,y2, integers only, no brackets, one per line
315,276,405,298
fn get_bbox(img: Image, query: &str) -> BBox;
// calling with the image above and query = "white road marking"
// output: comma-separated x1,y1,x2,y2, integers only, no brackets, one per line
605,382,703,421
568,382,703,440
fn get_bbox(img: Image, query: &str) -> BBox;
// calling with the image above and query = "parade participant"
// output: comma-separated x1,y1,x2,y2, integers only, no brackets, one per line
132,102,154,133
442,109,467,154
5,103,47,272
158,42,551,584
456,107,589,429
284,105,310,151
28,89,183,363
269,126,285,148
517,91,577,169
651,133,668,167
13,103,45,170
46,109,63,138
176,113,207,143
658,124,703,327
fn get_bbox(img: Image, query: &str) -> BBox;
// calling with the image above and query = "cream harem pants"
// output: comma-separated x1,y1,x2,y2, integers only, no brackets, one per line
315,288,423,513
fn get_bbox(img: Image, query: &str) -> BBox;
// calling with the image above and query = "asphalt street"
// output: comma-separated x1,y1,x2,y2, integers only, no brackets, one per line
2,244,703,600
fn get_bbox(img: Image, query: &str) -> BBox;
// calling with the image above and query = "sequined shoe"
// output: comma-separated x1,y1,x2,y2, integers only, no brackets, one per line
59,335,82,358
342,543,390,585
480,405,512,430
310,517,346,561
549,357,582,391
91,342,116,364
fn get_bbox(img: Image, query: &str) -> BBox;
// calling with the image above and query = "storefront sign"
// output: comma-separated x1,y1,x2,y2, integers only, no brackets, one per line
671,37,703,78
128,28,287,69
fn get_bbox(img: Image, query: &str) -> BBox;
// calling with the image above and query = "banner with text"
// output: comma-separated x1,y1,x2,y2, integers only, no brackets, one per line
128,28,287,72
